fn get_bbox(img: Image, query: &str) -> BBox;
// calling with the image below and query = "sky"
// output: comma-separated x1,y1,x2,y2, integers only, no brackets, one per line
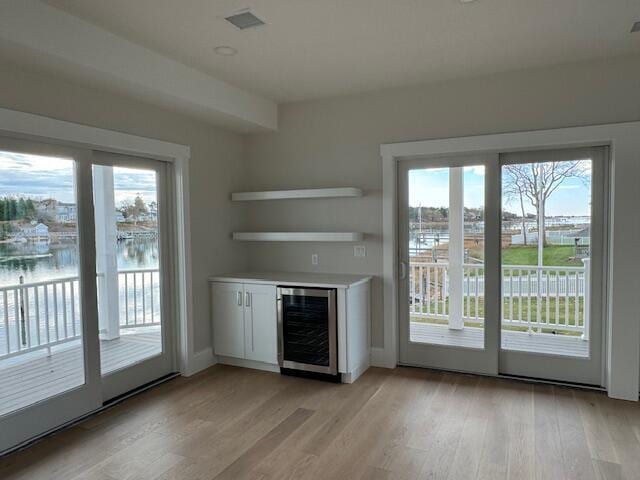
0,151,157,206
409,163,591,217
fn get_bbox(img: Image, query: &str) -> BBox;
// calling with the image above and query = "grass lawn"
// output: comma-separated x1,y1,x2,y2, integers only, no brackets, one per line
501,245,583,267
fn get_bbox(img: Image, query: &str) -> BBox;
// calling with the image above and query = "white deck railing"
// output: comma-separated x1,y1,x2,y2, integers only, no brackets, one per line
409,261,589,338
0,268,160,359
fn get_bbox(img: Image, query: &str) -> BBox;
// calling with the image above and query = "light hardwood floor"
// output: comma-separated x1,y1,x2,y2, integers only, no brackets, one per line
1,365,640,479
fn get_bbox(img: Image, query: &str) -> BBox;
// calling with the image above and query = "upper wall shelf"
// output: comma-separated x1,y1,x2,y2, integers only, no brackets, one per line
231,187,363,202
233,232,364,242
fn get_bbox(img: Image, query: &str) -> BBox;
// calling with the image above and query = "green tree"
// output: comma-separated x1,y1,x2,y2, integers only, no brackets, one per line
25,199,36,220
8,199,17,221
17,198,27,219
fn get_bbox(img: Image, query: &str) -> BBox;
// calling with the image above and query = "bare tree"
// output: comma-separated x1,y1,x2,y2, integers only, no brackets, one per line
119,195,148,225
503,161,589,246
503,171,530,245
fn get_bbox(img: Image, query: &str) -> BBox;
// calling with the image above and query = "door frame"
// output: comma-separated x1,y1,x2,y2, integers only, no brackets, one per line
396,154,501,375
0,107,196,374
381,121,640,401
0,107,196,454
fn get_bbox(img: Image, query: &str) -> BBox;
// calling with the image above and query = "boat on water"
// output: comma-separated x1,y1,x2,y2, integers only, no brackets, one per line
0,253,53,263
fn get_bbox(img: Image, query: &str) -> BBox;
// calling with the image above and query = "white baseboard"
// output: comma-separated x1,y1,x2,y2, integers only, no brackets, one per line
183,347,216,376
217,356,280,373
371,347,396,369
190,347,395,376
342,361,370,384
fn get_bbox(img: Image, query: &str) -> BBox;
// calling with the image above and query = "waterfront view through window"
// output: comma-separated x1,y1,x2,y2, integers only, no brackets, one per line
0,150,161,416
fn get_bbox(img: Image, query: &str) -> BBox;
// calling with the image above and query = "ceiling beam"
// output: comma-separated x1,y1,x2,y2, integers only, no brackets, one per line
0,0,278,132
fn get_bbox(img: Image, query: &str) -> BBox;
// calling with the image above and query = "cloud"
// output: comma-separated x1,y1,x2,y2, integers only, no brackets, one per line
0,152,157,205
0,151,75,201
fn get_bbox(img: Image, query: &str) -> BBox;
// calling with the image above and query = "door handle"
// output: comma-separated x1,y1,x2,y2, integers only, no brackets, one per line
245,292,251,307
237,291,242,306
400,261,407,280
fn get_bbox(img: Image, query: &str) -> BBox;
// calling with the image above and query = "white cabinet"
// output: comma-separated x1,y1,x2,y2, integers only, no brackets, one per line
211,282,245,358
211,282,277,364
210,274,371,382
244,284,278,364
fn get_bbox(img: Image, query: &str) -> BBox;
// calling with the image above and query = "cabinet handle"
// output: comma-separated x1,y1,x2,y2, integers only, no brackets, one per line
245,292,251,307
237,291,242,306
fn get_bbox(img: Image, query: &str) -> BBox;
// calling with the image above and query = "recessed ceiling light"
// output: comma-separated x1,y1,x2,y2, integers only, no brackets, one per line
631,21,640,33
214,45,238,56
460,0,477,3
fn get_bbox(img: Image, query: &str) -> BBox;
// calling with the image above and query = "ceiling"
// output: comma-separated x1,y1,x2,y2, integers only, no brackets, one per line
40,0,640,103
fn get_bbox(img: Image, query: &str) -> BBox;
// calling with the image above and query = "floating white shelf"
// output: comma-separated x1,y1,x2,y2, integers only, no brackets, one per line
233,232,364,242
231,187,362,201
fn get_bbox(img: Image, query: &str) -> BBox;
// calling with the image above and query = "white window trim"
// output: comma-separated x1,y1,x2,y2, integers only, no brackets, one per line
0,107,200,377
381,121,640,401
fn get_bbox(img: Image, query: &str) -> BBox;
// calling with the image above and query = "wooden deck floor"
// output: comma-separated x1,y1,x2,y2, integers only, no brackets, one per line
0,328,161,417
411,322,589,357
2,365,639,479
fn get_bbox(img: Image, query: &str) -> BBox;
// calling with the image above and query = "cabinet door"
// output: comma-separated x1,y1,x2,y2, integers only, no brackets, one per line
212,282,245,358
244,284,278,364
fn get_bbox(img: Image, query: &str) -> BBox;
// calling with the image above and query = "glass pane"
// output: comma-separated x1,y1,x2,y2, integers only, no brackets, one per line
408,166,485,348
93,166,162,375
501,159,591,357
0,150,84,416
282,294,330,366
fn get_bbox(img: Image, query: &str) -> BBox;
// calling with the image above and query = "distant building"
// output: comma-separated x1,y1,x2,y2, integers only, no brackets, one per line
17,223,50,242
115,211,125,222
56,203,77,223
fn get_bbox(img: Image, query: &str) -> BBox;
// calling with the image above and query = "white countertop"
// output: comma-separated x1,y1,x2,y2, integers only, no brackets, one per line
208,272,372,289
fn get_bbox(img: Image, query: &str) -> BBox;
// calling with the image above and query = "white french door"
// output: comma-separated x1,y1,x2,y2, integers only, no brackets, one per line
91,151,175,401
398,146,607,386
0,137,175,453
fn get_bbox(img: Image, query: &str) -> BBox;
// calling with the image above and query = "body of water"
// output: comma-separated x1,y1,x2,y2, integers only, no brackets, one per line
0,238,158,287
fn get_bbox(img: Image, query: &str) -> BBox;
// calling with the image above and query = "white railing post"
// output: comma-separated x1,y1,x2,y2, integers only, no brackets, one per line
582,258,590,341
19,275,26,346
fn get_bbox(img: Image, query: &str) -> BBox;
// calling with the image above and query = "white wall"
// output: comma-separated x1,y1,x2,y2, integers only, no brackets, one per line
0,61,247,353
3,52,639,369
242,54,640,349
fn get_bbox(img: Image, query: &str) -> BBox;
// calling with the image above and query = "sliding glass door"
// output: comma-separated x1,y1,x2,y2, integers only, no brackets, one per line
499,147,606,385
0,138,175,453
398,146,606,386
398,154,501,374
0,138,101,452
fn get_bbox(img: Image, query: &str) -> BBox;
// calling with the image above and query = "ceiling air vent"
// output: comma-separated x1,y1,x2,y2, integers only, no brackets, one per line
224,9,266,30
631,21,640,33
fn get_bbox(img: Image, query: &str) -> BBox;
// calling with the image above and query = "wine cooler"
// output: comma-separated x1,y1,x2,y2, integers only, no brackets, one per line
276,287,337,377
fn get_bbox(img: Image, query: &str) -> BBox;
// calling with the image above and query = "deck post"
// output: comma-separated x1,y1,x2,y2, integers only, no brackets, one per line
94,166,120,341
19,275,26,346
448,167,464,330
